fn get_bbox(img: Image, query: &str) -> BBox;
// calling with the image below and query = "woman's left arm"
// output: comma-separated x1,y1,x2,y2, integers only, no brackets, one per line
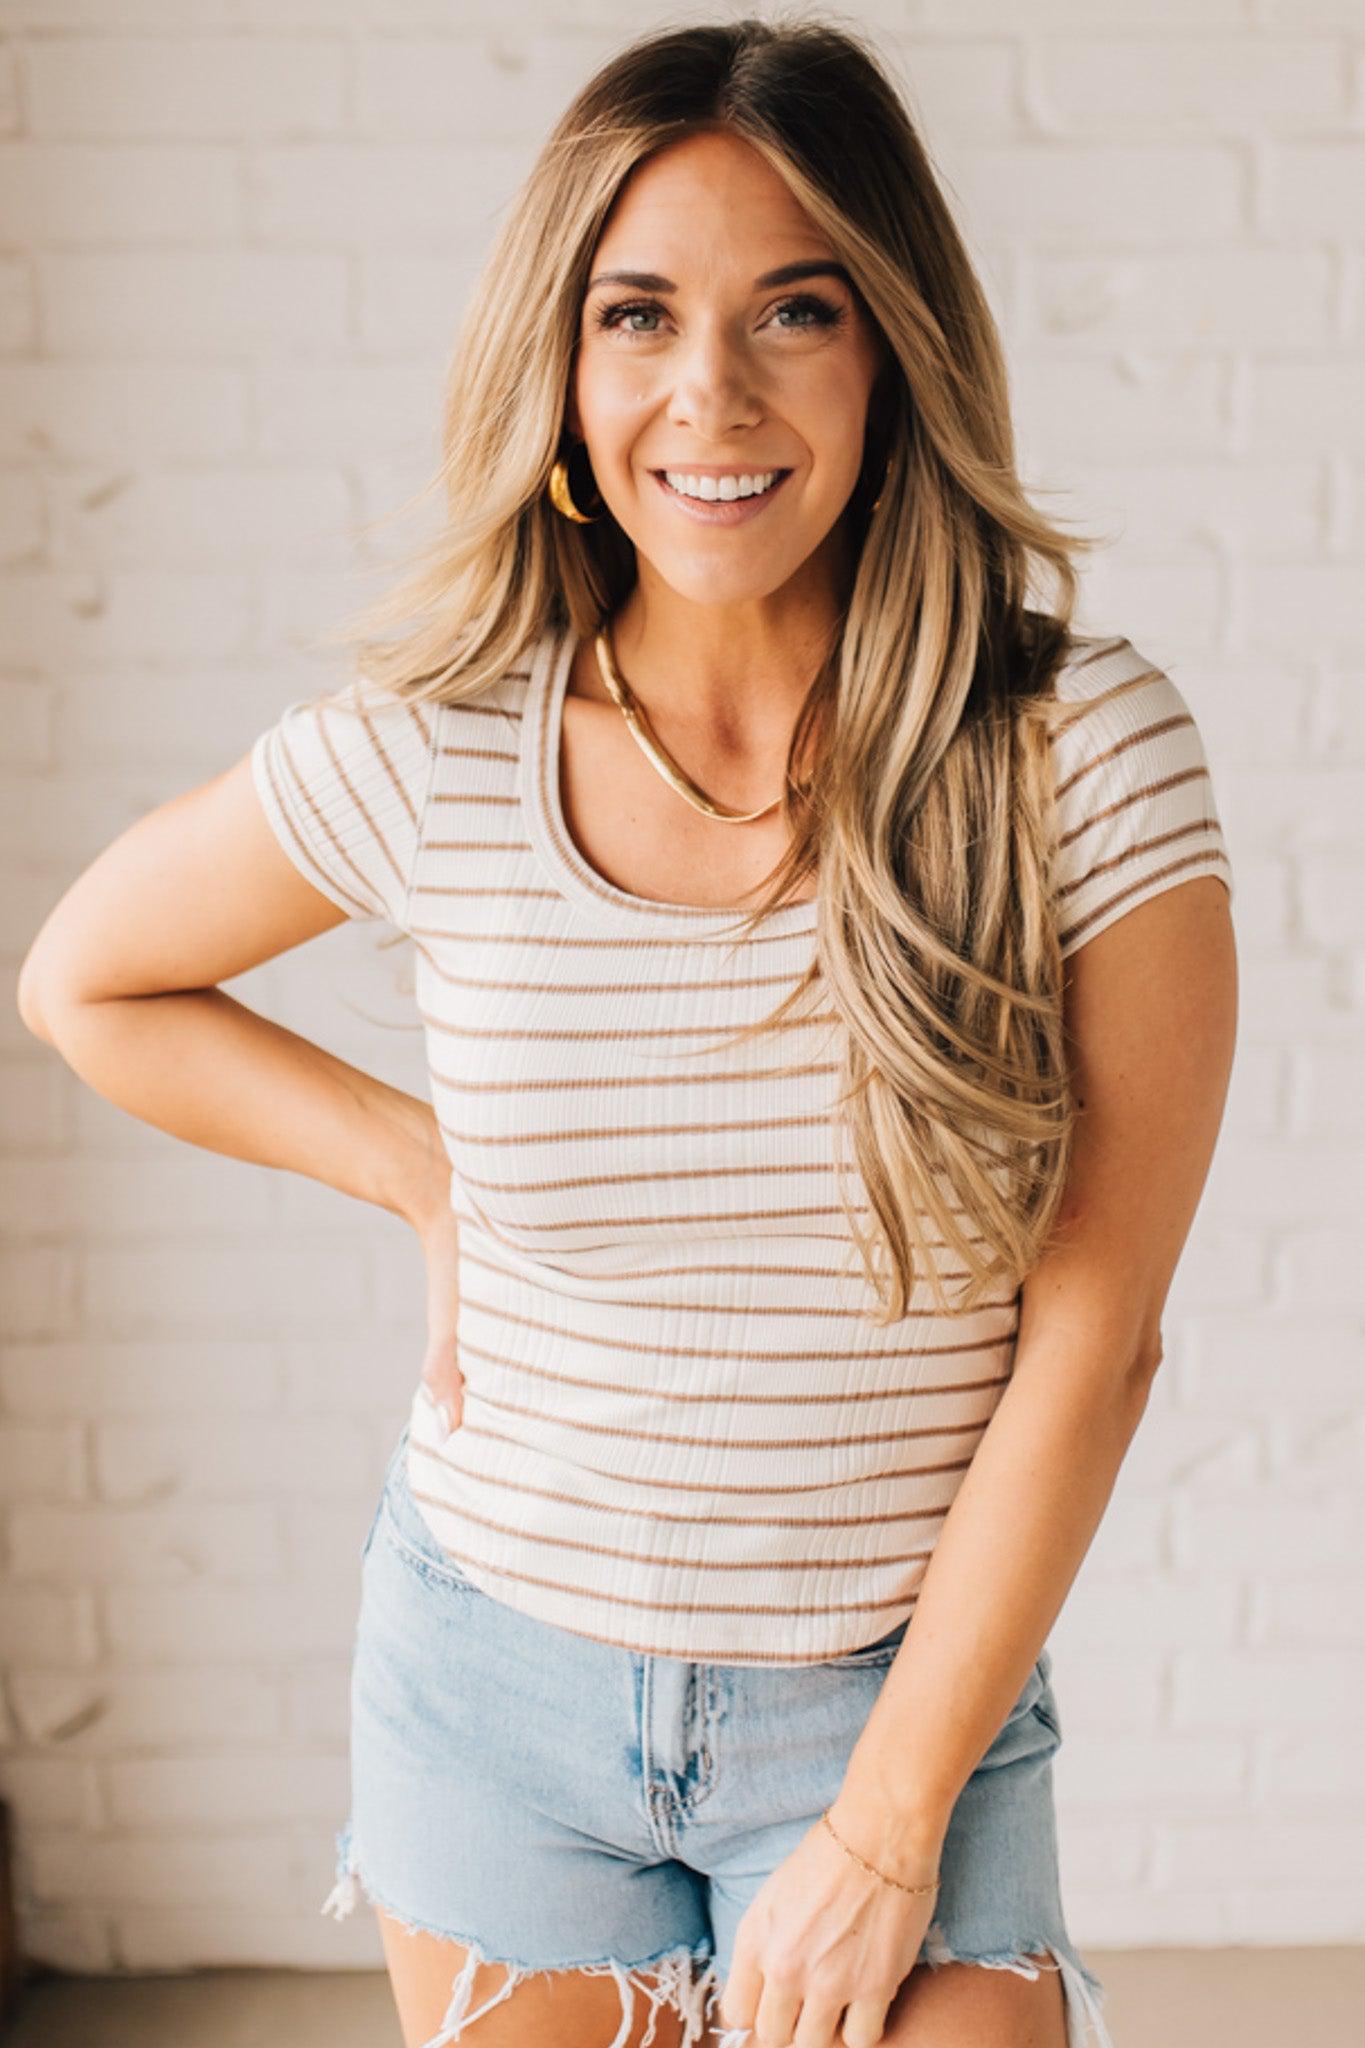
719,873,1237,2047
835,873,1237,1852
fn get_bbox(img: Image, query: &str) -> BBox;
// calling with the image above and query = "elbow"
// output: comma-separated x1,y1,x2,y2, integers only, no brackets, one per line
1124,1327,1164,1394
16,958,54,1043
16,954,77,1047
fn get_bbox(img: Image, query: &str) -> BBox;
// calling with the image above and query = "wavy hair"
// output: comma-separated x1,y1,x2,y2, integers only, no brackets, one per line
309,10,1110,1325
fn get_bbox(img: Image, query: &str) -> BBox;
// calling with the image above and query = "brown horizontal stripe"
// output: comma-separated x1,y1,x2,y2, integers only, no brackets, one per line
408,1478,935,1577
452,1152,872,1198
453,1241,986,1298
1046,662,1167,747
417,834,534,852
411,882,569,906
1060,848,1231,949
459,1202,916,1238
1056,634,1130,680
391,1524,929,1635
454,1315,1015,1378
433,689,528,730
464,1386,993,1452
411,1440,957,1525
1055,814,1222,902
440,1107,838,1149
1057,762,1210,854
453,1266,993,1314
428,792,520,808
446,1156,975,1236
411,880,560,897
412,958,816,996
409,911,815,949
422,1047,843,1088
1053,706,1194,809
450,1419,980,1494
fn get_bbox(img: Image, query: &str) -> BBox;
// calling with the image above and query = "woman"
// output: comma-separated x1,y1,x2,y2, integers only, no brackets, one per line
17,16,1237,2048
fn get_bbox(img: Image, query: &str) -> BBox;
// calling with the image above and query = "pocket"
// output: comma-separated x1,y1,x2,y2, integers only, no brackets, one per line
379,1438,479,1596
821,1614,911,1669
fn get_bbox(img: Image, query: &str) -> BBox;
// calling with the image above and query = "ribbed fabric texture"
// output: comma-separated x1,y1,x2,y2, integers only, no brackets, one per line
1048,633,1234,957
250,622,1233,1664
250,676,435,925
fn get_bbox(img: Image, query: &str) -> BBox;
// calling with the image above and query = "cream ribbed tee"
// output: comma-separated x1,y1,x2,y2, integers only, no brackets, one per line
250,621,1233,1664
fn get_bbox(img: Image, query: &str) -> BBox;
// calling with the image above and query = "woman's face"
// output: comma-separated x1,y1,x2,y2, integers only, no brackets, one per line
569,129,888,609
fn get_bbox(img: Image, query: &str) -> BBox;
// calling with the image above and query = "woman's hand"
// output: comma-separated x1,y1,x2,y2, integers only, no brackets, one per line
717,1801,942,2048
410,1198,464,1440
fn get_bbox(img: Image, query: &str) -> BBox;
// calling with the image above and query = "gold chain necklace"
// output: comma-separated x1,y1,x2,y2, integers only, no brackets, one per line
593,624,808,825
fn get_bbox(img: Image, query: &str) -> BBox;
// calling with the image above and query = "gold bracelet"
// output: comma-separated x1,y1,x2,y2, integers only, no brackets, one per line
820,1809,941,1896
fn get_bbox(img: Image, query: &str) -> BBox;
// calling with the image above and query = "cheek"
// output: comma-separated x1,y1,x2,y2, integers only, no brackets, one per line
575,356,645,423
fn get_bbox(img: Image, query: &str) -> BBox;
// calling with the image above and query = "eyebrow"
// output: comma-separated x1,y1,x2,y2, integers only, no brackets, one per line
584,259,855,295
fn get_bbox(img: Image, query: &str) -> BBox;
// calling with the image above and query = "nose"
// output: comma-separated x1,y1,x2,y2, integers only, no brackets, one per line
663,318,765,442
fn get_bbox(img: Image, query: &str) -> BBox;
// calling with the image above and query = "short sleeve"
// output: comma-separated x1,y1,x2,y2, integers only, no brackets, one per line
1049,636,1234,959
249,680,436,926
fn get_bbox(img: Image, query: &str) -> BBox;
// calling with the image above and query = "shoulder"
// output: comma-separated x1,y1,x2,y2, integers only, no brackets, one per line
247,637,544,925
261,641,538,799
1043,631,1234,960
1045,629,1219,792
248,677,439,926
1049,629,1195,729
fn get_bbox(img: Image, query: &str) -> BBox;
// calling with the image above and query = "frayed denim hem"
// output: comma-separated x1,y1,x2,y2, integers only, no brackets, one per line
320,1822,1115,2048
320,1820,720,2048
918,1920,1116,2048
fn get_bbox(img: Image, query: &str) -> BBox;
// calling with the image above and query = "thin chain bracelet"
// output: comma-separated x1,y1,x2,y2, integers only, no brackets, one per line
820,1809,941,1896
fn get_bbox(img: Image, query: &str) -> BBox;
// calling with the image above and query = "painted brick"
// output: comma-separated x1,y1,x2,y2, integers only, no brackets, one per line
2,0,1359,1975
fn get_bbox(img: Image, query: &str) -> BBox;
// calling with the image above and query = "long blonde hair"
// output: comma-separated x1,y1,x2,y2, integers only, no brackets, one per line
310,12,1110,1325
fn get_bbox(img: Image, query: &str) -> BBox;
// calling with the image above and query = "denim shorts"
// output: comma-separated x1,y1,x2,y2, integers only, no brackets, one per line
321,1422,1115,2048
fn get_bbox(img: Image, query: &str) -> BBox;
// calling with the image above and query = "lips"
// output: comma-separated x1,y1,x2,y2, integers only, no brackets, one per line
649,468,796,523
652,468,792,496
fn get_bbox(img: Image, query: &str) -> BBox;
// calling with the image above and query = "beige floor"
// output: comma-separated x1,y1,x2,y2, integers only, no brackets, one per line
4,1949,1363,2046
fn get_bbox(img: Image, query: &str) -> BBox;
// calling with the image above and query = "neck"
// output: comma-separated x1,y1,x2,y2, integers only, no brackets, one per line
604,588,839,750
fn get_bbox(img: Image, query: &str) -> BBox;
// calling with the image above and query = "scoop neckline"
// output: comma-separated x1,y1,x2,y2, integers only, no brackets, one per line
519,620,820,942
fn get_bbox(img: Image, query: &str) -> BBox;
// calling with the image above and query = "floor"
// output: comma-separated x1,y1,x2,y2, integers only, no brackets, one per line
3,1948,1362,2046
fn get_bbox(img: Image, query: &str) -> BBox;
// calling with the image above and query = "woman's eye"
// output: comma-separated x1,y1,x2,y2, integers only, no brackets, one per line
772,294,845,331
591,293,845,338
595,300,664,335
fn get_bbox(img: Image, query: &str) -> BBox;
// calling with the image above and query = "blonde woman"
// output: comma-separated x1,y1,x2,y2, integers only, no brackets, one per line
18,16,1237,2048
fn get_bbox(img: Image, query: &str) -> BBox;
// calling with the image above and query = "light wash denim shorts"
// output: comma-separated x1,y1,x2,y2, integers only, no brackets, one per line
322,1422,1115,2048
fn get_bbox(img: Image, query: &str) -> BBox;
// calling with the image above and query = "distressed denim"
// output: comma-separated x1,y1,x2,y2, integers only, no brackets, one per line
322,1421,1114,2048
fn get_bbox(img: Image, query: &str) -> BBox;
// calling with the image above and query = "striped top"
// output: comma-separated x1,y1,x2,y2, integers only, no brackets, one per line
250,621,1234,1664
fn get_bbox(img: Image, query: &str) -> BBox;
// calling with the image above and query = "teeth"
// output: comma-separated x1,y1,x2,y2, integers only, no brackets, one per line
662,469,780,501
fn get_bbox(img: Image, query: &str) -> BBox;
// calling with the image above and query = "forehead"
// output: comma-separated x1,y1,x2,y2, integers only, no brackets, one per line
591,131,832,273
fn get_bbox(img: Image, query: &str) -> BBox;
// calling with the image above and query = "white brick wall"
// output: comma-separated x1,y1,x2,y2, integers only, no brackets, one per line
2,0,1362,1978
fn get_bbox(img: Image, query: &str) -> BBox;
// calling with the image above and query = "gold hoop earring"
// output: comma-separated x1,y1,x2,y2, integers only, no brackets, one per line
548,446,604,524
869,455,891,514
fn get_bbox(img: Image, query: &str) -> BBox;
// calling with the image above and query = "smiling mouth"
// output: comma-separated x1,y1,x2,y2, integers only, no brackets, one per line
652,468,792,491
649,468,796,517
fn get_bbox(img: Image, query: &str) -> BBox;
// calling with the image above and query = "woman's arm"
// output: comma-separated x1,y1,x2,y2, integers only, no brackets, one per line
16,749,453,1232
24,985,450,1228
831,872,1238,1861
